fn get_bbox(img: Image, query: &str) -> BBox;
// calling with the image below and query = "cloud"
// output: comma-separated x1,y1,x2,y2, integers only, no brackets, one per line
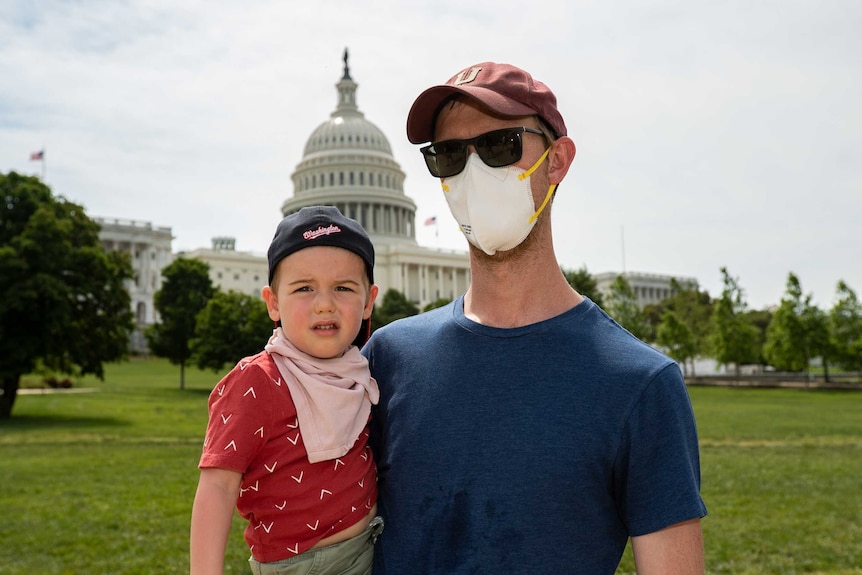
1,0,860,309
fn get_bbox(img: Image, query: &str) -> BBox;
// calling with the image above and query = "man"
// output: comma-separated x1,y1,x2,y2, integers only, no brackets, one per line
362,62,707,574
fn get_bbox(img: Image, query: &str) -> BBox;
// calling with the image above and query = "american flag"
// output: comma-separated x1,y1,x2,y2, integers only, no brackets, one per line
30,150,44,161
424,216,437,226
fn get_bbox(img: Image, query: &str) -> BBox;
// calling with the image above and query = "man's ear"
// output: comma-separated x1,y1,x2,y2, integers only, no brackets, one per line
548,136,576,185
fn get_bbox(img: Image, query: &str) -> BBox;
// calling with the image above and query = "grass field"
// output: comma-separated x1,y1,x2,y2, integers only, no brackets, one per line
1,358,861,575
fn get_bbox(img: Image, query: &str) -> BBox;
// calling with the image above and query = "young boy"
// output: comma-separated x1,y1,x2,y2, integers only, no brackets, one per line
190,206,382,575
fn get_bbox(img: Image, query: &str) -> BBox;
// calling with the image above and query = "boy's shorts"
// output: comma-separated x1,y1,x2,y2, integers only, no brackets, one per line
248,516,384,575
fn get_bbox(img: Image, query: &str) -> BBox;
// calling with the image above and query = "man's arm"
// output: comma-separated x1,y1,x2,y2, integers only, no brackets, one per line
190,467,243,575
631,518,704,575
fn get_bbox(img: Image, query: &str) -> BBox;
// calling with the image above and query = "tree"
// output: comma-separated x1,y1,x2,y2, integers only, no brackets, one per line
710,267,759,378
662,279,714,375
830,280,862,373
605,275,651,341
371,289,419,331
0,172,134,418
657,310,698,377
191,290,273,373
561,266,604,308
764,273,831,376
743,308,773,366
146,257,214,389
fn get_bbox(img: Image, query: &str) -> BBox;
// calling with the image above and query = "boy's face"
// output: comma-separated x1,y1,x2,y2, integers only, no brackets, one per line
262,245,378,359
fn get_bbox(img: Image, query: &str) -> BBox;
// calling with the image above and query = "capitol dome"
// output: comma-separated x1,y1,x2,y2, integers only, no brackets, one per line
303,109,392,156
283,50,417,246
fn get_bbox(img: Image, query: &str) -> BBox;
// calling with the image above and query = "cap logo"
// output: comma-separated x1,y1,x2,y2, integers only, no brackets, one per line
303,224,342,240
452,66,482,86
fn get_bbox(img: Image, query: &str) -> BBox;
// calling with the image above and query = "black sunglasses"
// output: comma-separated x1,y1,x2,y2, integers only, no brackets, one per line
420,127,546,178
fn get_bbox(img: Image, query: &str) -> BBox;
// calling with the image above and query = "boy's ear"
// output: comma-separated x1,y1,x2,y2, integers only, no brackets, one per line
363,284,380,319
261,285,280,322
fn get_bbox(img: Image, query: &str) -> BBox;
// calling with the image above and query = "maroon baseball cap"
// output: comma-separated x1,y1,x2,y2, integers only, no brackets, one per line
406,62,567,144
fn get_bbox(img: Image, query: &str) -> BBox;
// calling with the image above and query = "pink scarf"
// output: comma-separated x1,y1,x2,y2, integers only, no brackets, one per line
264,328,379,464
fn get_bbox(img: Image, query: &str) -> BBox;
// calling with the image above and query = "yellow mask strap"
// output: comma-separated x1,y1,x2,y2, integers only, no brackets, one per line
518,146,551,181
524,147,554,223
529,183,557,223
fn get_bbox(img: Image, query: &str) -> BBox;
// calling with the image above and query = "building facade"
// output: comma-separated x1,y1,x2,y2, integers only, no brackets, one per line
595,271,698,309
96,217,174,351
178,237,268,298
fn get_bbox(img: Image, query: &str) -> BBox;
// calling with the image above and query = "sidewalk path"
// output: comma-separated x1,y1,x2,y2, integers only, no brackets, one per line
17,387,99,395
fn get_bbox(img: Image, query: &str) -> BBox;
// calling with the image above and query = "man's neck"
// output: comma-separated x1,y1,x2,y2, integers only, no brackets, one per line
463,244,582,328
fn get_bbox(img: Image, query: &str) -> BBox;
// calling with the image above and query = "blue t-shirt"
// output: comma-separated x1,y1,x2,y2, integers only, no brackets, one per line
363,297,706,575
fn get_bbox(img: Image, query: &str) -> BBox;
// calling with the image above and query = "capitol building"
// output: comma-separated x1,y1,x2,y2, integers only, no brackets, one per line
100,52,471,348
278,53,471,305
97,53,701,354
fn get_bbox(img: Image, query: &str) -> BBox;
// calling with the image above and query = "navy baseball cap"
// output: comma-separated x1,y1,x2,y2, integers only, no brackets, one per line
268,205,374,285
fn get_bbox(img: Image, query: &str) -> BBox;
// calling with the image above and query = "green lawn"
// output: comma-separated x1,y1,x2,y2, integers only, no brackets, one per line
1,359,861,574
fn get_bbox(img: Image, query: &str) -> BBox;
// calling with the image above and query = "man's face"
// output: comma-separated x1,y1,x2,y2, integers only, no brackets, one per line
433,99,553,222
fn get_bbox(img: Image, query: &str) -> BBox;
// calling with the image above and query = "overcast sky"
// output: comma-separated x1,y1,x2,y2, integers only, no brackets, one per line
2,0,859,310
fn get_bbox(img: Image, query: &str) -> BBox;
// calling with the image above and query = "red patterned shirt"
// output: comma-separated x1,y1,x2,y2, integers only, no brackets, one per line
199,351,377,562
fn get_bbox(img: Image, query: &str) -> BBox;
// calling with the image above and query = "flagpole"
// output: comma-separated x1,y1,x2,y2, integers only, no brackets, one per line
42,148,46,182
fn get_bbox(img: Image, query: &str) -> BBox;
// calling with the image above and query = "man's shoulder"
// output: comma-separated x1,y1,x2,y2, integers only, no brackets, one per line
365,301,456,353
379,301,456,334
571,302,679,375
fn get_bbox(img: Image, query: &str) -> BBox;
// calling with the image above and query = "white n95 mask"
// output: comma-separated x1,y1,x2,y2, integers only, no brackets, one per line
441,148,556,255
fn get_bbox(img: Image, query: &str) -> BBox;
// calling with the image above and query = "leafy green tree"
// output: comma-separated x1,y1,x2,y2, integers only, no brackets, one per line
641,303,664,343
710,267,759,378
422,297,452,312
146,257,214,389
830,280,862,372
743,308,774,365
562,266,604,308
657,310,698,376
0,171,134,418
191,290,273,373
663,279,714,373
605,275,651,341
371,289,419,331
764,273,831,376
